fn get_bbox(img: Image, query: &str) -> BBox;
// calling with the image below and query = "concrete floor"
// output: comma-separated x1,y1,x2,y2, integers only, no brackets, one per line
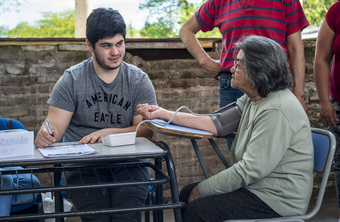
306,187,339,222
65,187,340,222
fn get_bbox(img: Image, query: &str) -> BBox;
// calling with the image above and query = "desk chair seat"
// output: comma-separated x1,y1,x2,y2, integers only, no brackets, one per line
224,128,336,222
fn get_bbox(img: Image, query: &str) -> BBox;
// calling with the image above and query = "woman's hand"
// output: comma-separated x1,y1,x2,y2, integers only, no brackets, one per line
137,104,163,120
187,185,201,203
79,128,113,144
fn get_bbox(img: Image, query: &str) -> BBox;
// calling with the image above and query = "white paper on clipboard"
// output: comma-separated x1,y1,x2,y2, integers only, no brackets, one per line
38,143,98,158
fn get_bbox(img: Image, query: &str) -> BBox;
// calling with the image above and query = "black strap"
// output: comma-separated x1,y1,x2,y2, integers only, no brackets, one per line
7,119,13,129
218,71,232,78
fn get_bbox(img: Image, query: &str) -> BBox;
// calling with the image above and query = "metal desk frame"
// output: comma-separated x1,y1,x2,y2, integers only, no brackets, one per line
0,138,185,222
146,122,230,178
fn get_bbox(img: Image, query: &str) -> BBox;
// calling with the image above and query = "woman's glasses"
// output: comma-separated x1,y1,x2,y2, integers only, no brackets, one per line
233,59,244,71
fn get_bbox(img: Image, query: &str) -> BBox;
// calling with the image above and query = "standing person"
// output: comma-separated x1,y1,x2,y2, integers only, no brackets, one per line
179,0,309,150
137,36,313,221
314,0,340,209
34,8,157,222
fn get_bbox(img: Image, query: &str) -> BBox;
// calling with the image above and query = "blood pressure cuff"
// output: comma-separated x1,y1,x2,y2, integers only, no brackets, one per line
210,102,242,137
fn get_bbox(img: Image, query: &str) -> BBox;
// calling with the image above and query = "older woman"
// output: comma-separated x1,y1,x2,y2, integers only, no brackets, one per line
137,36,313,221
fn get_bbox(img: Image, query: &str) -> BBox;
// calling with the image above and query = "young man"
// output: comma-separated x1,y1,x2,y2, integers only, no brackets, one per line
34,8,157,222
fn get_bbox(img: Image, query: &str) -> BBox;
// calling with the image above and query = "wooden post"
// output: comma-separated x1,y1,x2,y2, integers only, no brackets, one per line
75,0,89,38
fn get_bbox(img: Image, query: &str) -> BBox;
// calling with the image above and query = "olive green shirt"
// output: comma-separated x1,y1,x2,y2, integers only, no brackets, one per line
198,89,313,216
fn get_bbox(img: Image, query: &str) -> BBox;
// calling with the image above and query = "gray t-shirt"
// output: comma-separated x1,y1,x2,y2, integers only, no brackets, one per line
48,58,157,141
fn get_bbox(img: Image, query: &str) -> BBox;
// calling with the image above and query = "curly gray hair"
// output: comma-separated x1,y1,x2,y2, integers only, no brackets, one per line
234,36,293,97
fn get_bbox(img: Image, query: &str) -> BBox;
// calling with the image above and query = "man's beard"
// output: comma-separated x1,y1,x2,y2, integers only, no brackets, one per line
93,51,122,70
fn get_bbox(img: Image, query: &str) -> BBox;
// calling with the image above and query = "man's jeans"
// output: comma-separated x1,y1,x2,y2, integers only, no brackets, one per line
63,163,150,222
328,96,340,208
0,166,41,216
219,76,243,151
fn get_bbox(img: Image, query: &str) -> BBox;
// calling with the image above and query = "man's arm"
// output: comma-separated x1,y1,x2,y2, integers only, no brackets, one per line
78,114,154,144
286,31,308,112
314,20,338,127
34,105,73,148
179,15,220,79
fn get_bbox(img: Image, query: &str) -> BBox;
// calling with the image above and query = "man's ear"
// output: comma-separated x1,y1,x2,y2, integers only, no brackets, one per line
86,39,94,52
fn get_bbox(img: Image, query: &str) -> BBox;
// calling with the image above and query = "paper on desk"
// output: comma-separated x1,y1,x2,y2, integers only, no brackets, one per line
150,119,213,136
38,143,99,158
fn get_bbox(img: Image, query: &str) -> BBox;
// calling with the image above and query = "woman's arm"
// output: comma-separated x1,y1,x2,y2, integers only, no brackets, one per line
136,104,218,136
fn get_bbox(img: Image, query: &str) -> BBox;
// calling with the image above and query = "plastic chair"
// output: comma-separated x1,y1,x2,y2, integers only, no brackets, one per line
0,118,26,130
0,118,43,219
224,127,336,222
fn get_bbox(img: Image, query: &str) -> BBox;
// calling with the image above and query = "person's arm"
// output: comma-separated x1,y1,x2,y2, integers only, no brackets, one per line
286,31,308,112
314,20,338,127
136,104,218,136
197,109,292,197
78,114,153,144
34,105,73,148
179,15,220,79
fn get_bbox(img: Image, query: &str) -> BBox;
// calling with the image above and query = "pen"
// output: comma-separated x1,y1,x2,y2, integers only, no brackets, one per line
44,120,54,137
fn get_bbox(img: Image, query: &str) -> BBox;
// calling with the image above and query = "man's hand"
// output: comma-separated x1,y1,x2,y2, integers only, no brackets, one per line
293,91,308,113
200,58,220,80
320,101,339,128
292,86,308,113
79,128,113,144
34,125,56,148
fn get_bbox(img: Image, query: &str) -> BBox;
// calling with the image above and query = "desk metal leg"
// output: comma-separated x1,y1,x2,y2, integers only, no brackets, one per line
190,139,210,178
54,164,64,222
208,139,230,169
155,157,163,222
164,148,183,222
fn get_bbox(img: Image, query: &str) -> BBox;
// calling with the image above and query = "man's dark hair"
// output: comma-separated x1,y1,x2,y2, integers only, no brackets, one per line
86,7,126,48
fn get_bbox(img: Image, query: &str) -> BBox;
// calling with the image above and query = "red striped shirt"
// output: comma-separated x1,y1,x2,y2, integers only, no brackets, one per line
195,0,309,71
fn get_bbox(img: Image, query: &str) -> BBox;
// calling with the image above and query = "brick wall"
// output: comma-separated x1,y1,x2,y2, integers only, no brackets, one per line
0,38,331,200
